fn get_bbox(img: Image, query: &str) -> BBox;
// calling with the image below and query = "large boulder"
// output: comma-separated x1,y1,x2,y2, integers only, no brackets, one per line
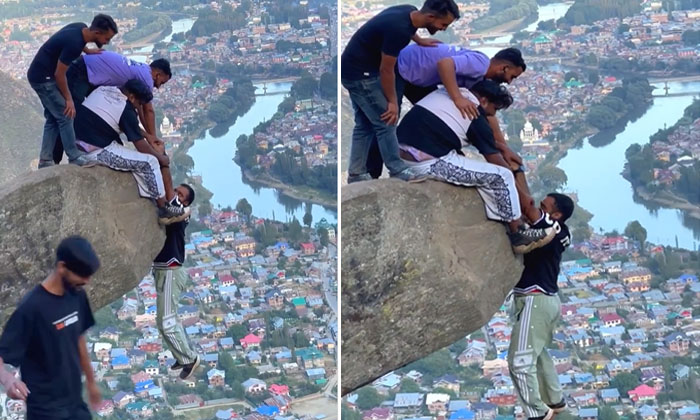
341,179,523,394
0,165,165,324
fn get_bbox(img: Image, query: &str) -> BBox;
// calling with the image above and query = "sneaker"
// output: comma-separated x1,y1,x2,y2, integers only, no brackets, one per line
347,173,372,184
170,360,184,371
508,226,555,254
390,167,427,183
179,355,200,380
158,204,191,225
70,154,98,168
38,160,55,169
547,399,566,414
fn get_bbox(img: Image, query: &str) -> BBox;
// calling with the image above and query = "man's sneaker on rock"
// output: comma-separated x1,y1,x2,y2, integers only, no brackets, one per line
170,360,184,371
391,167,427,183
508,226,555,254
179,355,200,380
347,173,372,184
38,160,55,169
158,204,190,225
70,154,98,168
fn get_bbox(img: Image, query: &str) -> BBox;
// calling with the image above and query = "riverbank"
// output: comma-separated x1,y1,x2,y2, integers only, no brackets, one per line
239,166,337,209
632,185,700,220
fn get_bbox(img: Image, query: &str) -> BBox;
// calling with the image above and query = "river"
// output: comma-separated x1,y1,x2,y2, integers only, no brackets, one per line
128,19,337,223
558,81,700,250
479,2,573,57
187,82,337,223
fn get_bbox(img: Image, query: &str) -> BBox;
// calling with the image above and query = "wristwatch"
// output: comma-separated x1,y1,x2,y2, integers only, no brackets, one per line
513,165,525,174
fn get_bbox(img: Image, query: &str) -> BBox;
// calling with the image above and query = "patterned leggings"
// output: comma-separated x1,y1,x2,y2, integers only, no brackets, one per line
406,150,521,222
88,141,165,199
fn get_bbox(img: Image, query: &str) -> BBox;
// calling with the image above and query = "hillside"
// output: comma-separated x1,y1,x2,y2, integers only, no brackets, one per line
0,71,43,180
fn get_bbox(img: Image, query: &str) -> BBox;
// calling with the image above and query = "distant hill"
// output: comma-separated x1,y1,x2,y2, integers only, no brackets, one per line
0,71,43,181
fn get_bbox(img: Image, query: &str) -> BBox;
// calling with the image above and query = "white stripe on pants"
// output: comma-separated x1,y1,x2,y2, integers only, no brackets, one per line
89,141,165,199
405,150,521,222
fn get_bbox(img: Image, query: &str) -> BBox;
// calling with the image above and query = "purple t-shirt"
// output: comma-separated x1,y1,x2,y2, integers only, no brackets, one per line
398,44,489,88
83,51,154,90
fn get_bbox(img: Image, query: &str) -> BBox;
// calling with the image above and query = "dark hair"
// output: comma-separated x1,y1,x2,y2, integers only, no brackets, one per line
181,184,195,205
123,79,153,104
56,235,101,277
548,193,574,222
150,58,172,78
90,14,118,34
494,48,526,71
421,0,460,19
470,80,513,110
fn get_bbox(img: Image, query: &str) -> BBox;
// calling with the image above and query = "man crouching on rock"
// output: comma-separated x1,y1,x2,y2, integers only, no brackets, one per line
0,236,101,420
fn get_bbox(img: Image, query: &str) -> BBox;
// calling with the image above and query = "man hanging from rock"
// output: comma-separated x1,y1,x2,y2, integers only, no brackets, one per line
72,79,188,224
0,236,102,420
27,14,118,168
368,46,527,178
52,53,173,164
507,192,573,420
396,80,554,253
341,0,460,183
150,155,201,379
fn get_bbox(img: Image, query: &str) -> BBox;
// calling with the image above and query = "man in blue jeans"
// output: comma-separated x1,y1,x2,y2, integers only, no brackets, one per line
341,0,460,183
27,14,118,168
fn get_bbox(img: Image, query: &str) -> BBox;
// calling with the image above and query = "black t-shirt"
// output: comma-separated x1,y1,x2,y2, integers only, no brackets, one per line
0,285,95,417
27,22,87,84
341,5,417,80
154,197,188,267
74,87,144,148
514,211,572,295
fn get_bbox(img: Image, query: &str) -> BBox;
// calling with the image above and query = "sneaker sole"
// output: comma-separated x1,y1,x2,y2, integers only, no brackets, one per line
179,356,200,380
170,364,184,371
512,228,557,254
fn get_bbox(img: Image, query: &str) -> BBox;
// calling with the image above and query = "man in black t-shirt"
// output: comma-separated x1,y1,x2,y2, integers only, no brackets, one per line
152,183,201,380
341,0,459,183
0,236,101,420
28,14,117,169
507,193,574,420
74,79,188,225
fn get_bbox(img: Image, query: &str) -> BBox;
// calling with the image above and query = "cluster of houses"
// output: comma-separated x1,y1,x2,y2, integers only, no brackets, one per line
250,99,337,172
346,230,699,420
646,116,700,187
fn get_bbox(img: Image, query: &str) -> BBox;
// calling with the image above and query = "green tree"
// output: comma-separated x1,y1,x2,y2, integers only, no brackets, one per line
624,221,647,249
227,324,248,341
399,379,421,393
538,166,568,191
318,227,329,247
610,372,640,396
355,386,383,410
236,198,253,221
303,205,313,228
599,406,620,420
342,404,362,420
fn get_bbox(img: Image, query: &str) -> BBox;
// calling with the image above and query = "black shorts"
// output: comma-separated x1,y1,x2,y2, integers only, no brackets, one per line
27,401,92,420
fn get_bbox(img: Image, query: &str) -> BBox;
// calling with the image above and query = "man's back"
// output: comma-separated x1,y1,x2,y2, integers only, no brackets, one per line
398,44,489,87
0,285,94,416
83,51,153,90
154,205,188,267
341,5,417,80
74,86,143,148
515,213,571,295
27,22,87,83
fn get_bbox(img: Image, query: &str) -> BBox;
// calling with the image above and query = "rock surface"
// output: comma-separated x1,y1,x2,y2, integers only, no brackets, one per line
341,179,523,394
0,165,165,324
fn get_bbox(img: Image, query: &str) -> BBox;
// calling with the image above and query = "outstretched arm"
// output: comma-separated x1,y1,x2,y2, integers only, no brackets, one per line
139,102,157,136
437,57,479,120
487,115,522,169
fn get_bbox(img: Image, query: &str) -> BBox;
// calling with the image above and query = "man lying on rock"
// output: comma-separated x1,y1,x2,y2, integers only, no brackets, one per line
396,80,554,254
72,78,188,225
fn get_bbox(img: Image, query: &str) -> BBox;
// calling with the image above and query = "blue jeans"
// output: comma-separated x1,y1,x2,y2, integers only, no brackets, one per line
30,80,82,162
342,77,407,176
